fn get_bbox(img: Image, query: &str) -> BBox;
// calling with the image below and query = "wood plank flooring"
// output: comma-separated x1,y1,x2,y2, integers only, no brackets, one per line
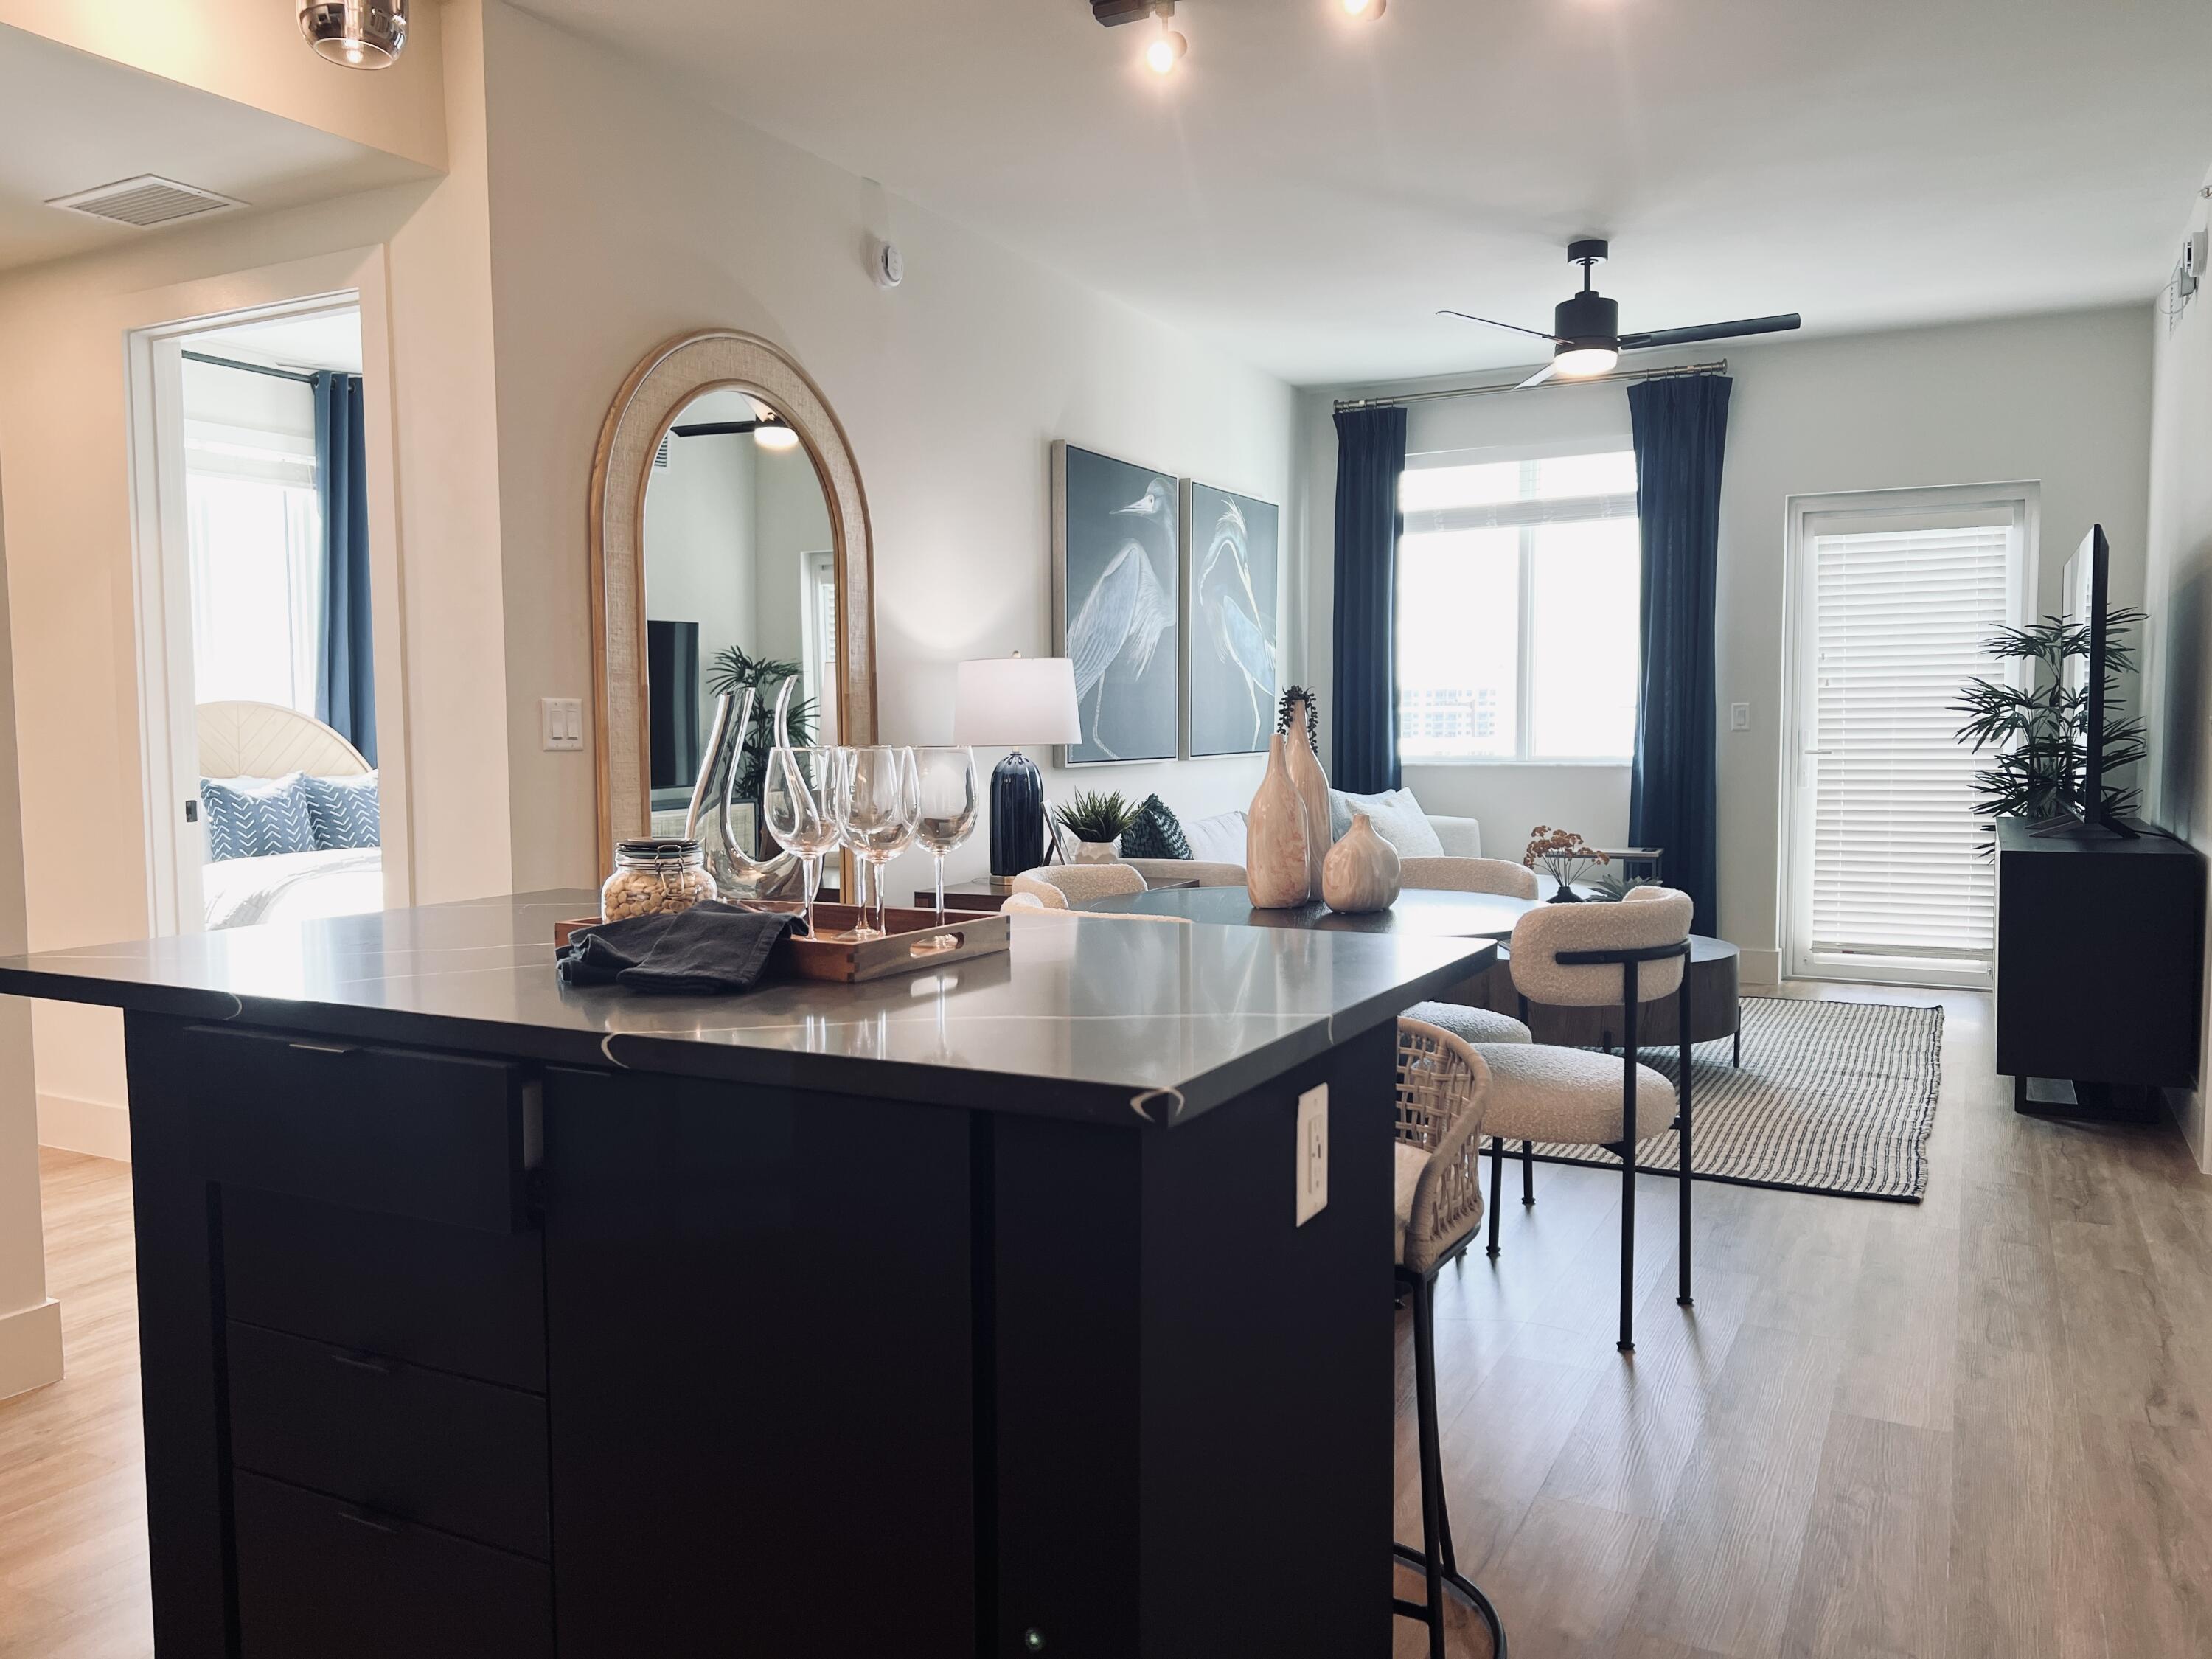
1,984,2207,1658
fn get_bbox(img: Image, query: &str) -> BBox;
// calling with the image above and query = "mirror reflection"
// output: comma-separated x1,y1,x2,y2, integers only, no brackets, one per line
642,388,838,849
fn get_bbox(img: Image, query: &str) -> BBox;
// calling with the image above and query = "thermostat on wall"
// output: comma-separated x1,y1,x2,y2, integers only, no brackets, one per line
873,238,904,289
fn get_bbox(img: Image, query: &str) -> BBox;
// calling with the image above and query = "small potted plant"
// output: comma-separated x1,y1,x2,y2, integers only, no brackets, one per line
1523,826,1609,902
1056,790,1136,864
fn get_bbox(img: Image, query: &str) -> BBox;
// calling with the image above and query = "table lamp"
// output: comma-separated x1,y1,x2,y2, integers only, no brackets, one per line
955,653,1082,888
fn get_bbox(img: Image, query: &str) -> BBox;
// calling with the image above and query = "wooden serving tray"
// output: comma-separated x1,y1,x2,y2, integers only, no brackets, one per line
553,903,1009,984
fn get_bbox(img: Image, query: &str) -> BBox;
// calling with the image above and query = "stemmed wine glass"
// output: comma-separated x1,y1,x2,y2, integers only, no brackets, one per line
761,745,842,938
835,745,919,940
911,747,981,921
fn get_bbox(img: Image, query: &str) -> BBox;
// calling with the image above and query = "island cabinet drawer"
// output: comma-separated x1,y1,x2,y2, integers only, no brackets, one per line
180,1023,540,1233
234,1470,552,1659
223,1186,547,1391
226,1322,551,1559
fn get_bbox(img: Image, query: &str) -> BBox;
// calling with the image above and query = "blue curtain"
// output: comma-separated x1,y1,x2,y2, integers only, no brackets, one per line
312,371,376,767
1331,404,1408,793
1628,373,1732,935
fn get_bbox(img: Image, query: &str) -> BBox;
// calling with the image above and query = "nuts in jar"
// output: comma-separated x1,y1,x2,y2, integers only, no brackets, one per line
602,838,717,922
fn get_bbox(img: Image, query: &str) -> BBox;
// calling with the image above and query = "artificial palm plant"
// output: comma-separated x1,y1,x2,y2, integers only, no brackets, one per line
1950,606,2144,831
706,644,816,807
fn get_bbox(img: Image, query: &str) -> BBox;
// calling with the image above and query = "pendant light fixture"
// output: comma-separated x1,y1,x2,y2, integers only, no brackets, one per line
1144,4,1187,74
298,1,409,69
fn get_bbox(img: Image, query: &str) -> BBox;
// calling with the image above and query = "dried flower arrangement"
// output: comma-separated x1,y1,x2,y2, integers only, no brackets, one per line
1522,826,1609,902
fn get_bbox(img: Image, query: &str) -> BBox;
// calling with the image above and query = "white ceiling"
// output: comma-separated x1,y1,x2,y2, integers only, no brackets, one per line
0,22,428,276
515,0,2212,386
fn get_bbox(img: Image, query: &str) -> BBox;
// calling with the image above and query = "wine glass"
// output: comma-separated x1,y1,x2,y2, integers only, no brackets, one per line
912,747,981,921
761,746,841,938
837,745,919,939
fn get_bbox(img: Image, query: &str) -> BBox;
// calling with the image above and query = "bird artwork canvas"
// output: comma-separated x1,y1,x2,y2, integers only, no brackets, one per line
1182,481,1280,757
1052,442,1180,765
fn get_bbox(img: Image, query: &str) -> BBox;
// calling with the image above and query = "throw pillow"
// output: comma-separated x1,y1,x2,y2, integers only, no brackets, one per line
200,773,316,863
1328,786,1445,858
1182,810,1248,866
1119,794,1191,860
302,772,382,851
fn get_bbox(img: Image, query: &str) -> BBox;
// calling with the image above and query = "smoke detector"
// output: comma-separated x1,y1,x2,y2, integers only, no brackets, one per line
45,176,244,229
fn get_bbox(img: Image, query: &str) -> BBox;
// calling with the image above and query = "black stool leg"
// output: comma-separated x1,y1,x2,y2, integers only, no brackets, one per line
1486,1137,1503,1258
1619,964,1639,1354
1520,1140,1534,1206
1412,1278,1447,1659
1677,967,1694,1309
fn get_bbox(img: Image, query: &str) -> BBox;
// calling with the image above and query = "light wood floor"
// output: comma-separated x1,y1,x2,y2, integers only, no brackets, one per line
2,985,2206,1658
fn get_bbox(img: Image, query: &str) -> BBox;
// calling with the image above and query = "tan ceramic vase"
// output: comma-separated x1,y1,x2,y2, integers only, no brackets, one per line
1322,812,1402,914
1246,731,1312,908
1282,696,1332,898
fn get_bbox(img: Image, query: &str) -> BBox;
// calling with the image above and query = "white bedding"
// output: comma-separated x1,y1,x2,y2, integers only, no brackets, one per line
203,845,384,931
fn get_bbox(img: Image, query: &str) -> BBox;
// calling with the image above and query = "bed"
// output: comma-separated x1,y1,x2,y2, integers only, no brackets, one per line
198,701,384,930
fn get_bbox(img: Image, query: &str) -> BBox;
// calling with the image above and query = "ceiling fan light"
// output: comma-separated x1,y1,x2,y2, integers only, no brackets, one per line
299,0,408,69
1553,344,1621,379
1145,26,1187,72
754,423,801,452
1343,0,1386,16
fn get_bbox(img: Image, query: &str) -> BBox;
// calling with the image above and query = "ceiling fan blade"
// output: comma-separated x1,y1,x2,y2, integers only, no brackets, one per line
1618,313,1802,351
1516,358,1562,390
1436,309,1565,343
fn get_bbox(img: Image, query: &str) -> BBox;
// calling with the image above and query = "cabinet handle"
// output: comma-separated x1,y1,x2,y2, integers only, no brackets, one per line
288,1040,358,1056
339,1506,400,1536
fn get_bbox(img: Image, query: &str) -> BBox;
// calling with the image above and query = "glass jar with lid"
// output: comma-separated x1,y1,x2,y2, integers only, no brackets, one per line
601,838,717,923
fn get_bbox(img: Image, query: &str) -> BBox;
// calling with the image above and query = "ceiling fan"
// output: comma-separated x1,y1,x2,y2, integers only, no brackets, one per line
1441,239,1802,388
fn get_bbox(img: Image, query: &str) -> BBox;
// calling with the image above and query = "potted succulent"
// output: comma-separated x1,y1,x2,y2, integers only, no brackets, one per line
1523,826,1610,902
1055,790,1136,864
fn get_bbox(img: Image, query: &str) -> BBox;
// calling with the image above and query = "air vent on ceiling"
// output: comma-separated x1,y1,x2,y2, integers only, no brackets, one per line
44,175,245,229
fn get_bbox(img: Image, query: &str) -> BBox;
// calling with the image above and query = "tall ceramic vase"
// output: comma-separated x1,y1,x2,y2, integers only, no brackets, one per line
1282,694,1332,899
1247,731,1312,908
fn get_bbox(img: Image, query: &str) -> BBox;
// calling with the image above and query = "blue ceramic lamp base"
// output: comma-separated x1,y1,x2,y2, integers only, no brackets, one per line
988,750,1045,886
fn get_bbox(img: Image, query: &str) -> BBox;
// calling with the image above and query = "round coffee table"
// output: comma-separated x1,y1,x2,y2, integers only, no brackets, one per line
1470,933,1742,1062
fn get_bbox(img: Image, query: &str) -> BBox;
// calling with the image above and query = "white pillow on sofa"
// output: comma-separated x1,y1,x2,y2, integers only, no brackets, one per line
1182,810,1248,866
1327,786,1445,858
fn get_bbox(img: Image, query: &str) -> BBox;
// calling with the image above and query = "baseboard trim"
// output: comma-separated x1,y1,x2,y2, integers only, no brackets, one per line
0,1298,63,1402
38,1093,130,1162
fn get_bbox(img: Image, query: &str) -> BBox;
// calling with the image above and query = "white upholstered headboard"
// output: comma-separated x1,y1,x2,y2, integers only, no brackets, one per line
197,701,371,781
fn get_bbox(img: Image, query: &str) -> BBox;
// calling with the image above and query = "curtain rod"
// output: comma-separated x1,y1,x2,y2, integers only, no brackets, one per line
1332,358,1727,413
182,349,319,386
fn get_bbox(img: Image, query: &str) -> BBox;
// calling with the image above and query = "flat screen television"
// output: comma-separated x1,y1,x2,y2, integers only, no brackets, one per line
2044,524,2135,838
647,619,702,795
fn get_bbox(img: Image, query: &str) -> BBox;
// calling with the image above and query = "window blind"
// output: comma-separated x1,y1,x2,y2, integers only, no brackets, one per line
1806,521,2014,964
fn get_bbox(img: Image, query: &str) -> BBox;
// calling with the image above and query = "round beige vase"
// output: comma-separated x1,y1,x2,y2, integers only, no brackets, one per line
1321,812,1401,913
1246,731,1312,908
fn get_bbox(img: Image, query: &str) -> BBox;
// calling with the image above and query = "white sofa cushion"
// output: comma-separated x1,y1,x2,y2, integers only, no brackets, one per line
1183,810,1248,866
1328,786,1445,858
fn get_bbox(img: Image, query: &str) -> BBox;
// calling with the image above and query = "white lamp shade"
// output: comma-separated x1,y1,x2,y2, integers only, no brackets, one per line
955,656,1082,748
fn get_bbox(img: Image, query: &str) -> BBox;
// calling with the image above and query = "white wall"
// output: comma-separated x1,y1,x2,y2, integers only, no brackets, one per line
0,1,511,1159
644,424,758,757
1304,306,2154,982
2142,162,2212,1169
478,1,1300,898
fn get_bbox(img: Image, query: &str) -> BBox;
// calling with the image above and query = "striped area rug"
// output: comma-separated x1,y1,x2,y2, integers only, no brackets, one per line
1526,996,1944,1201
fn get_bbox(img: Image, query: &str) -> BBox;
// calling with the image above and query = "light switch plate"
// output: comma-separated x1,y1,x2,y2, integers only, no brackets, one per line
541,698,584,751
1295,1084,1329,1226
1730,702,1751,732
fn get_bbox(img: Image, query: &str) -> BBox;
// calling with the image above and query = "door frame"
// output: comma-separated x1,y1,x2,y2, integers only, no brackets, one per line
1778,481,2039,989
122,248,413,935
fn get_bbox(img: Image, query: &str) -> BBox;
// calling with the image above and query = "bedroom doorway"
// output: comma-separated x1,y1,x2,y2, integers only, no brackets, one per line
128,295,392,934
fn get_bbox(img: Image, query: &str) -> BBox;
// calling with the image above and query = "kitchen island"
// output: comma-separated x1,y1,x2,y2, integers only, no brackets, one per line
0,892,1495,1658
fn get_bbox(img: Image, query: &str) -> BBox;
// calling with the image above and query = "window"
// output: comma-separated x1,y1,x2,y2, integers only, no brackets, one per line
184,406,322,714
1782,485,2034,987
1397,449,1640,762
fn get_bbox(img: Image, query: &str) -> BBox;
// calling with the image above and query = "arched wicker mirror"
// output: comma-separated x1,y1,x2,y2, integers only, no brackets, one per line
588,329,877,875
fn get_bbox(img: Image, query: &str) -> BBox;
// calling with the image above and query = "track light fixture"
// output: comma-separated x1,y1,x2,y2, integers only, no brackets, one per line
1341,0,1387,17
1144,4,1187,74
298,0,408,69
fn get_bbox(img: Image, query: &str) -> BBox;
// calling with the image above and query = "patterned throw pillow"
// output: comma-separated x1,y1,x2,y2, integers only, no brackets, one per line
302,772,382,851
200,773,316,863
1119,794,1191,860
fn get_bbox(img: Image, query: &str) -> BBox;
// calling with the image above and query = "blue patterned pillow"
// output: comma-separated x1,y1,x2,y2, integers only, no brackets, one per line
302,772,381,851
200,773,316,862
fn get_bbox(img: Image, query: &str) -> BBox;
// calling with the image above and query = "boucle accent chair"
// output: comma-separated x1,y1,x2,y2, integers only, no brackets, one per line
1399,1001,1532,1047
1007,865,1147,908
998,891,1190,925
1476,885,1696,1353
1396,855,1540,900
1390,1018,1508,1659
1118,858,1248,887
